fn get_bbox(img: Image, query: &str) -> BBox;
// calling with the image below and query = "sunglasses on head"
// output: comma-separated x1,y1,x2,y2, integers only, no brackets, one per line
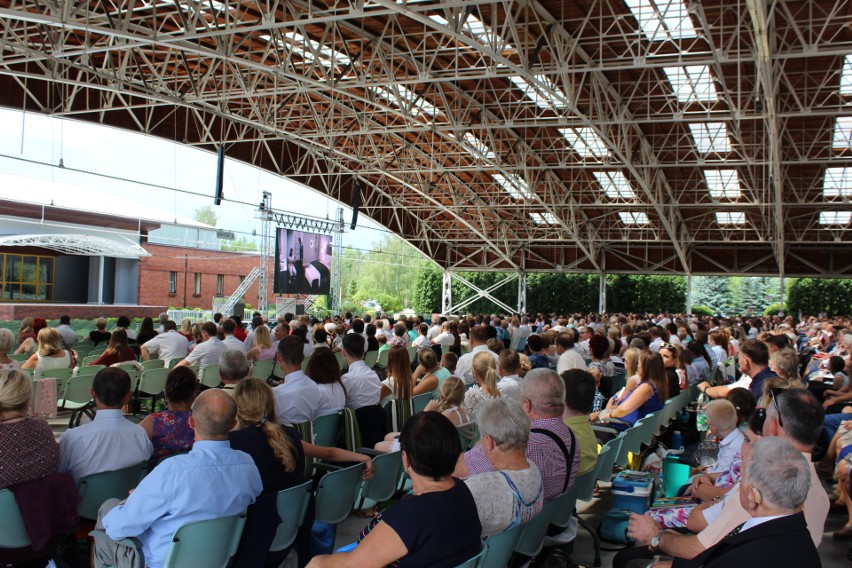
749,388,785,435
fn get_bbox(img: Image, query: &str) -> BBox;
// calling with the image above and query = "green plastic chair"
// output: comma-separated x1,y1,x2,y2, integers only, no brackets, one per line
313,411,342,447
314,462,365,525
412,392,433,414
374,349,389,369
250,359,275,379
454,541,487,568
77,462,148,520
137,368,169,414
141,359,165,370
76,364,105,377
8,353,30,363
0,488,30,548
335,351,347,371
354,450,402,512
406,346,418,364
160,512,248,567
514,497,558,558
363,351,379,369
82,354,101,366
481,522,523,567
270,481,312,552
593,438,620,485
384,398,413,433
59,374,95,410
456,421,478,451
340,408,362,452
614,423,644,469
294,421,316,478
199,364,221,388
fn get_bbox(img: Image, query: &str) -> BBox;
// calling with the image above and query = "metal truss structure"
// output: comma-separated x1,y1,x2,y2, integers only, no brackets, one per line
1,0,851,279
0,234,150,258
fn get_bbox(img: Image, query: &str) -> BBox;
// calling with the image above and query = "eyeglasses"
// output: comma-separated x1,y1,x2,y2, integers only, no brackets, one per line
750,408,767,436
660,342,677,351
770,387,784,429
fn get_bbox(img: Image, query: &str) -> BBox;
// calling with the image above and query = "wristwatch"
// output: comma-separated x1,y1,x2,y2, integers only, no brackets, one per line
650,531,664,552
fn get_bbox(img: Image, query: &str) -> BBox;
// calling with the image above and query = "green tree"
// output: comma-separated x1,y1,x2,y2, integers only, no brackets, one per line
220,236,258,252
787,278,852,316
413,269,442,314
194,205,218,227
692,276,732,315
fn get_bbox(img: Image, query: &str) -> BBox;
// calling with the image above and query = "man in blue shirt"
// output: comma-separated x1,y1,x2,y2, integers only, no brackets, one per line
93,389,262,568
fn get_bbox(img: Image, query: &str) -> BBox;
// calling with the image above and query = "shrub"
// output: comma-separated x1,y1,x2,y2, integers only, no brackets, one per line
763,302,785,316
690,305,713,317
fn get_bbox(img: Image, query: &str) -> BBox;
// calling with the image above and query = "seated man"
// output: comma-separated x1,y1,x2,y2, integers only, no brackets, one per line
455,368,581,502
94,389,262,568
140,320,189,367
463,398,543,536
175,321,226,372
58,367,153,484
496,349,522,401
271,335,320,425
340,333,381,410
218,349,249,395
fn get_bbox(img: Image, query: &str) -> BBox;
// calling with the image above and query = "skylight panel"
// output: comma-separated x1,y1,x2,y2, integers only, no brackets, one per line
559,127,610,159
823,167,852,198
530,212,559,225
368,84,437,118
456,132,495,161
508,75,570,111
625,0,697,42
663,66,718,103
689,122,732,154
261,31,351,70
819,211,852,225
841,55,852,96
619,212,650,225
493,173,533,201
833,116,852,149
593,171,636,200
715,212,746,225
704,170,742,199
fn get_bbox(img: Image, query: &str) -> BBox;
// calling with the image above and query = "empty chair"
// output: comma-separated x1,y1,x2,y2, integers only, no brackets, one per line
374,349,389,370
199,364,221,389
312,411,341,447
314,462,365,525
412,392,433,414
137,367,169,414
270,481,312,553
250,359,275,379
0,489,30,548
58,374,95,410
363,351,379,369
354,450,402,512
77,462,148,520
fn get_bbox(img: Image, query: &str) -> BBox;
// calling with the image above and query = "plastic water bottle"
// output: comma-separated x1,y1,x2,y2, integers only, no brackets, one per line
696,408,708,432
672,430,684,450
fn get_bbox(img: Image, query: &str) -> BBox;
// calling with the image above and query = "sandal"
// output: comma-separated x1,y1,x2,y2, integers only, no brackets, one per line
833,525,852,539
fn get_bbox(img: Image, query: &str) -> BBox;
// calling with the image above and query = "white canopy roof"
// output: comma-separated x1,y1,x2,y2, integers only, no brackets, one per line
0,234,150,259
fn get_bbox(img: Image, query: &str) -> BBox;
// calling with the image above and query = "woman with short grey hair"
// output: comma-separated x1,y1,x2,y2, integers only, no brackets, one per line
0,328,20,371
462,398,543,537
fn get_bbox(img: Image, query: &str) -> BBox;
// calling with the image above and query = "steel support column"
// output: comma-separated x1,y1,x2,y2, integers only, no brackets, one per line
331,207,344,314
517,271,527,315
598,274,606,314
97,256,105,305
441,270,452,315
686,274,694,315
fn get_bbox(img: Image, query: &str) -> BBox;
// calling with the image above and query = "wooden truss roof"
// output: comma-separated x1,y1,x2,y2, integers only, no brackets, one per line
1,0,851,276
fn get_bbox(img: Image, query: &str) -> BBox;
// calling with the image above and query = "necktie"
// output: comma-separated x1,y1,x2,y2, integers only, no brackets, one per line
724,522,746,540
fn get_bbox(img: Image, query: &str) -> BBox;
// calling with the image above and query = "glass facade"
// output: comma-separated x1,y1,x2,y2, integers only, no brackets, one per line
1,254,54,301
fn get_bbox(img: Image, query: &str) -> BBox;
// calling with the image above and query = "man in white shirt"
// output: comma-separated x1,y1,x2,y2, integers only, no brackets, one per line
648,326,664,352
175,321,227,371
221,318,247,353
555,331,587,375
271,335,321,425
455,326,500,384
574,327,592,360
426,315,442,342
496,349,522,401
56,315,77,346
340,334,381,409
59,368,153,485
432,322,456,349
141,320,189,367
156,312,169,334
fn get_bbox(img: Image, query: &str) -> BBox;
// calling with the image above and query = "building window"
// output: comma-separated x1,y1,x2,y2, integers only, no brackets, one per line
238,275,245,284
0,254,54,302
217,274,224,296
168,271,177,294
193,273,202,295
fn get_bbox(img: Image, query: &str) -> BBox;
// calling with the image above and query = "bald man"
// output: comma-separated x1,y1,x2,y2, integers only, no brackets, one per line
94,389,262,568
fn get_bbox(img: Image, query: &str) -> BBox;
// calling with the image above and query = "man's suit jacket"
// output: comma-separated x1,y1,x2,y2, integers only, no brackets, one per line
673,512,820,568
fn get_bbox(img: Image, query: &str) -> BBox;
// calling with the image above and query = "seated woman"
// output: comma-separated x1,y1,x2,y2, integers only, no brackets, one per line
410,348,447,397
21,327,72,379
90,330,137,367
593,350,667,431
463,397,543,537
139,366,197,469
0,369,59,489
380,347,414,406
0,329,21,372
588,334,615,398
15,317,46,356
659,342,686,398
89,317,113,346
307,412,482,568
246,325,277,363
463,351,502,421
306,348,346,417
526,334,550,369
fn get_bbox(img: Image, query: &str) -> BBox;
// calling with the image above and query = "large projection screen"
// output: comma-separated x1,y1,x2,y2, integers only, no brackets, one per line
274,228,333,295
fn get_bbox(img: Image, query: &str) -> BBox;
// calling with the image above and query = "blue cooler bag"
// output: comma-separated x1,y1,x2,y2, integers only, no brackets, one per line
600,510,634,544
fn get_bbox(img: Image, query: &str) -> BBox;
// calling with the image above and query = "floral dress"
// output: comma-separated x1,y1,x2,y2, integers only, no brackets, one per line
149,410,194,468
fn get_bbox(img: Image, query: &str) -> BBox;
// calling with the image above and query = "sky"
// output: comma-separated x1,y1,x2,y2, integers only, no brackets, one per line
0,107,389,253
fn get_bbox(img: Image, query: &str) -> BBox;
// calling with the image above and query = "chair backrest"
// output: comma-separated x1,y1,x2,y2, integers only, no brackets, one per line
312,411,342,447
8,353,30,362
340,407,362,452
294,421,315,478
62,374,96,405
335,351,347,371
78,462,148,519
0,489,30,548
41,367,73,381
76,364,105,377
406,346,418,363
384,398,414,432
593,438,620,486
456,421,479,451
250,359,276,379
610,371,628,394
454,541,487,568
412,392,433,414
139,368,170,396
375,349,389,369
514,498,558,557
357,451,402,507
82,354,101,366
549,476,583,528
570,467,600,506
482,523,524,567
162,512,247,568
614,424,644,468
315,462,365,525
199,364,221,388
363,350,379,368
141,359,165,370
270,481,312,552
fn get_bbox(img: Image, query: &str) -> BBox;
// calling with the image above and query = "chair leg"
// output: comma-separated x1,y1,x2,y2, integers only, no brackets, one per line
576,514,601,567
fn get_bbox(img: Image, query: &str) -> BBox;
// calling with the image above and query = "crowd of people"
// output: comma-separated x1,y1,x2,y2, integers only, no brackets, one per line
0,308,851,567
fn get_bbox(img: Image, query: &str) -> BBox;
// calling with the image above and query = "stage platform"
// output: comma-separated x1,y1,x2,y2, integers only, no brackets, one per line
0,303,167,320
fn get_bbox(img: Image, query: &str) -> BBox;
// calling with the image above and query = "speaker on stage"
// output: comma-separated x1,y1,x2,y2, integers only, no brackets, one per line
350,181,361,230
214,145,225,206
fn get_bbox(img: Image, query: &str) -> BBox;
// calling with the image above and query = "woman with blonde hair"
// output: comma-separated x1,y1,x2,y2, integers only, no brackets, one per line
463,351,501,421
178,318,194,342
21,327,72,379
246,325,277,362
613,347,641,403
424,375,469,426
17,317,35,345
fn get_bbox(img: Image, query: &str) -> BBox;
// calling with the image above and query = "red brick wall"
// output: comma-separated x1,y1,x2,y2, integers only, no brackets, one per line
138,244,275,310
0,304,167,320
